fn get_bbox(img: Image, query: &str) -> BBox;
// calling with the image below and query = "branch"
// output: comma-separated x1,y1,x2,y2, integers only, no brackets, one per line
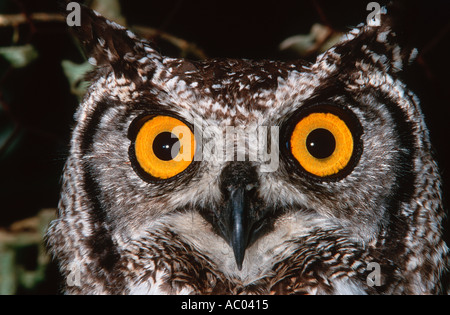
132,25,207,60
0,13,65,28
0,12,207,59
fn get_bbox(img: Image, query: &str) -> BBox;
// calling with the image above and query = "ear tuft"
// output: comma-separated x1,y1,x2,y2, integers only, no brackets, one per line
324,3,418,74
66,4,162,77
373,4,418,68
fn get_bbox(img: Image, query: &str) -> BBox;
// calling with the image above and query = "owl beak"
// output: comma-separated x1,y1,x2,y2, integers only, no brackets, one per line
223,184,268,271
228,187,248,271
208,183,273,270
212,162,269,271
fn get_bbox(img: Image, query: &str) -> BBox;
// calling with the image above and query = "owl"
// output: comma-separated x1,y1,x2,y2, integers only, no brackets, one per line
47,5,449,295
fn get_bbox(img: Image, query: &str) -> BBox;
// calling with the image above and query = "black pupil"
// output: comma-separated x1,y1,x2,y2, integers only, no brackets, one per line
306,128,336,159
153,132,180,161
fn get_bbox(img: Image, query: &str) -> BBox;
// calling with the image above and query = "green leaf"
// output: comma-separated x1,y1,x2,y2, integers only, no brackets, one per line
61,60,93,99
0,45,38,68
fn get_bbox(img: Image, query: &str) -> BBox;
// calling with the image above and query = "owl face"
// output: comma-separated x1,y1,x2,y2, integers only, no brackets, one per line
47,6,449,294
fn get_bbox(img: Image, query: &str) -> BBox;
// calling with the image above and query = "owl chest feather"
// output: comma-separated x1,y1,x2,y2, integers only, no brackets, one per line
118,212,377,295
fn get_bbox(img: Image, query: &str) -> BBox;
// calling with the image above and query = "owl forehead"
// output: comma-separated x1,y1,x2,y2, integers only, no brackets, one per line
140,57,315,125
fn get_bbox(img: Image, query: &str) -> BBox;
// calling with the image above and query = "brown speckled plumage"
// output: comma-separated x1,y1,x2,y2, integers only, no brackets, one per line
47,6,449,295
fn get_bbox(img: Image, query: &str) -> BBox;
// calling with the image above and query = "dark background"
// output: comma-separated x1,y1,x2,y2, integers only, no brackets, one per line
0,0,449,293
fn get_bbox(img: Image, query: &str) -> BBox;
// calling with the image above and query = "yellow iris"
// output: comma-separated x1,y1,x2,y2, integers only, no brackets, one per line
134,116,195,179
290,112,354,177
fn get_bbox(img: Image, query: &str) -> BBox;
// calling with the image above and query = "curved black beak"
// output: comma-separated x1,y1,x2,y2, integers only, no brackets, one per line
228,187,250,270
210,162,272,270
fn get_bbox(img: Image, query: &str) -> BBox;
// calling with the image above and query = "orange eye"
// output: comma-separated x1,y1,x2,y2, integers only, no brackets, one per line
133,116,195,179
290,112,354,177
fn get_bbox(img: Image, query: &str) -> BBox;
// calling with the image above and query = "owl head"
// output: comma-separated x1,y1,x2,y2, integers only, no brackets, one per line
47,5,449,294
